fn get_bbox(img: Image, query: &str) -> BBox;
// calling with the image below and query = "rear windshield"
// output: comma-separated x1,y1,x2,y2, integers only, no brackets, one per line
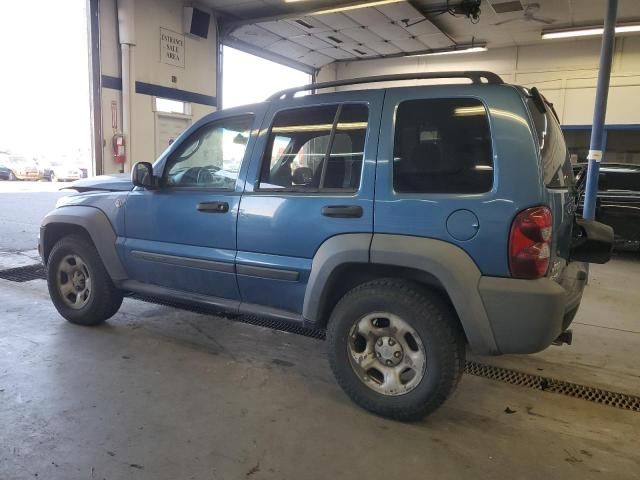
526,97,574,189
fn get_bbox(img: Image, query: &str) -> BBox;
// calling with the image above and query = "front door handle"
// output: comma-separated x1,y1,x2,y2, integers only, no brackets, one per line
321,205,363,218
197,201,229,213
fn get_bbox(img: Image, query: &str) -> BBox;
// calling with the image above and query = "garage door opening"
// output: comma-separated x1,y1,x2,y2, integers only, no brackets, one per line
222,46,311,109
0,0,91,180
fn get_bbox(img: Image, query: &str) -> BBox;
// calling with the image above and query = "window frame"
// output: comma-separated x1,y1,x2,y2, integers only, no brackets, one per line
256,102,370,195
391,96,495,196
161,114,255,192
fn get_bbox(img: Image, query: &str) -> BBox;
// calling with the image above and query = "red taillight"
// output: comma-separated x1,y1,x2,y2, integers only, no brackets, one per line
509,206,553,279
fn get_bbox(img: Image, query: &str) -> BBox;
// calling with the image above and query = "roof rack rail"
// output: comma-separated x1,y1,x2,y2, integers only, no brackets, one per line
268,71,503,100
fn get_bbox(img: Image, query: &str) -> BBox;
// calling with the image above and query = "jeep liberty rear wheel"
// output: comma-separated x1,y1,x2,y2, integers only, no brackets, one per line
47,235,123,326
327,279,465,421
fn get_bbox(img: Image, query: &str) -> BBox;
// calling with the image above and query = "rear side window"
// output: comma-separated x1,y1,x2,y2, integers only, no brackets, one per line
259,104,368,192
526,98,574,189
393,98,493,194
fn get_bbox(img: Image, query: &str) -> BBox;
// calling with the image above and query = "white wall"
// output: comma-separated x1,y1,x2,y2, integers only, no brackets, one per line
317,37,640,126
99,0,217,174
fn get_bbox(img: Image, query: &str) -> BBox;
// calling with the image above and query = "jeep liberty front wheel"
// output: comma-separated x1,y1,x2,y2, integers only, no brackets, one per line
47,235,123,326
327,279,465,421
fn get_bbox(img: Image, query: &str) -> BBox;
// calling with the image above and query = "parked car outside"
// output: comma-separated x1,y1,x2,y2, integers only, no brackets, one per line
0,154,15,180
39,72,613,421
0,153,17,180
46,161,87,182
7,155,43,181
575,162,640,250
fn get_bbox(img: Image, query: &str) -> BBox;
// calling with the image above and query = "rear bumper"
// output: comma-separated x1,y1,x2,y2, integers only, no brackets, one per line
478,268,587,354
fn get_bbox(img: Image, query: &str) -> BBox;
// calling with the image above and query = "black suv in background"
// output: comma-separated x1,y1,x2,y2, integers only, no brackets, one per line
575,163,640,250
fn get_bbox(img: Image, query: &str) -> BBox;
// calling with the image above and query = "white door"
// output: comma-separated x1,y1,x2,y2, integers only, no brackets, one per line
155,114,191,157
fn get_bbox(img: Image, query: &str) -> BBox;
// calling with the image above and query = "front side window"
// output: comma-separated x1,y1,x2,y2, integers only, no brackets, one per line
259,104,368,191
393,98,493,194
165,115,253,189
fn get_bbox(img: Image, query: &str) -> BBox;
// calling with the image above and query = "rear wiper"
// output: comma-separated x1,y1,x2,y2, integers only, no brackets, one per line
530,87,560,123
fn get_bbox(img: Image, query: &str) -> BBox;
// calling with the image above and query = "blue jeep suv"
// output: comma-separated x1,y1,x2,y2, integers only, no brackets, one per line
40,72,612,420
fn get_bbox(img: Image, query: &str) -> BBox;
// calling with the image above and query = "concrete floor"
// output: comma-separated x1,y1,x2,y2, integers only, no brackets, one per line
0,253,639,480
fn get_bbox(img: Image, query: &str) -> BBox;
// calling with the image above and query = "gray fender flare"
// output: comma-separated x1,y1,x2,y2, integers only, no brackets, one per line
302,233,372,325
370,234,498,354
303,233,498,355
40,206,128,282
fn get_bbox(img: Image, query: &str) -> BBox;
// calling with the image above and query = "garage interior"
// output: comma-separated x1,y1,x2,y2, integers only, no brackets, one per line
1,0,640,479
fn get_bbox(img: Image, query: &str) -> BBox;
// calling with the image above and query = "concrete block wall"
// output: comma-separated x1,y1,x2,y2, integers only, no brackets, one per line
316,37,640,126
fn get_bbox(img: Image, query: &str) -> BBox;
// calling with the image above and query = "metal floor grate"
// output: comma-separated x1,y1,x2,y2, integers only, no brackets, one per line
464,360,640,412
0,264,47,282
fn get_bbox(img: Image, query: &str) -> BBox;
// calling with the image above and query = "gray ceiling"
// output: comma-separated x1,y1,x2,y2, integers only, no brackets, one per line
200,0,640,70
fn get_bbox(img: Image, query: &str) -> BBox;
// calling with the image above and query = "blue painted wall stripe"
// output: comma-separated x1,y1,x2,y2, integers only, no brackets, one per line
136,81,217,107
102,75,123,90
100,75,217,107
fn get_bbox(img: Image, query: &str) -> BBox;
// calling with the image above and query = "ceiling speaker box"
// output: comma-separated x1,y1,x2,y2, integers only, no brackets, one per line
184,7,210,39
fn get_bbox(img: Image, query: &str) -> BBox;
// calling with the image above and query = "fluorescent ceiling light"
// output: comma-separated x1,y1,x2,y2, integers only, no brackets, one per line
542,24,640,39
427,46,488,55
409,46,488,57
305,0,406,15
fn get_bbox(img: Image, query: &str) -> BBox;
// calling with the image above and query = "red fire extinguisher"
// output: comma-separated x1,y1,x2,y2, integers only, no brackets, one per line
112,134,126,165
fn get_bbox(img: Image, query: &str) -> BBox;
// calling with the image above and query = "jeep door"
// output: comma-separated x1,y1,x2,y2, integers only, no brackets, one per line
122,112,260,300
236,92,383,315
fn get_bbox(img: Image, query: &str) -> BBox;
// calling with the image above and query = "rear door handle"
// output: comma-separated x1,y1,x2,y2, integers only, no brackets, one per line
197,201,229,213
321,205,363,218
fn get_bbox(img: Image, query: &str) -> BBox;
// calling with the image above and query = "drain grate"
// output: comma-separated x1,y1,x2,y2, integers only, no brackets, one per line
130,294,327,340
0,264,47,282
464,360,640,412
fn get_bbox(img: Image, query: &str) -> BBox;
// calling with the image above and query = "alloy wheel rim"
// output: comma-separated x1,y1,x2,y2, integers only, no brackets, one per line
57,254,92,309
347,312,427,396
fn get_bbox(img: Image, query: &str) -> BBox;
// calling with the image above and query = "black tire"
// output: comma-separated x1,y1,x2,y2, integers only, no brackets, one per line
327,279,465,421
47,234,123,326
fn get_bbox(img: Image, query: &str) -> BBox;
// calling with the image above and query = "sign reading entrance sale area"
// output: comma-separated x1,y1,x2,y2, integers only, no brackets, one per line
160,28,185,68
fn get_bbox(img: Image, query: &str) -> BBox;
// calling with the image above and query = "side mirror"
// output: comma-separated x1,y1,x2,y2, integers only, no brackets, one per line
571,218,614,264
131,162,158,189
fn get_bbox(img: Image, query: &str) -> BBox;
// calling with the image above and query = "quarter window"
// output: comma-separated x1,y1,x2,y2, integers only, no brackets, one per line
259,104,368,191
165,115,253,189
393,98,493,194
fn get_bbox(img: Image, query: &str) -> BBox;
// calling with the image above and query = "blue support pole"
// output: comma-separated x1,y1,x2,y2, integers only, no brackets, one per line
583,0,618,220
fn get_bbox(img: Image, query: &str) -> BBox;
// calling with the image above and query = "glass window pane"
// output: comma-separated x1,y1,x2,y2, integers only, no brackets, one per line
259,104,369,192
526,98,573,189
323,104,368,190
260,105,336,190
563,129,591,164
156,98,188,114
393,98,493,194
165,115,253,189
